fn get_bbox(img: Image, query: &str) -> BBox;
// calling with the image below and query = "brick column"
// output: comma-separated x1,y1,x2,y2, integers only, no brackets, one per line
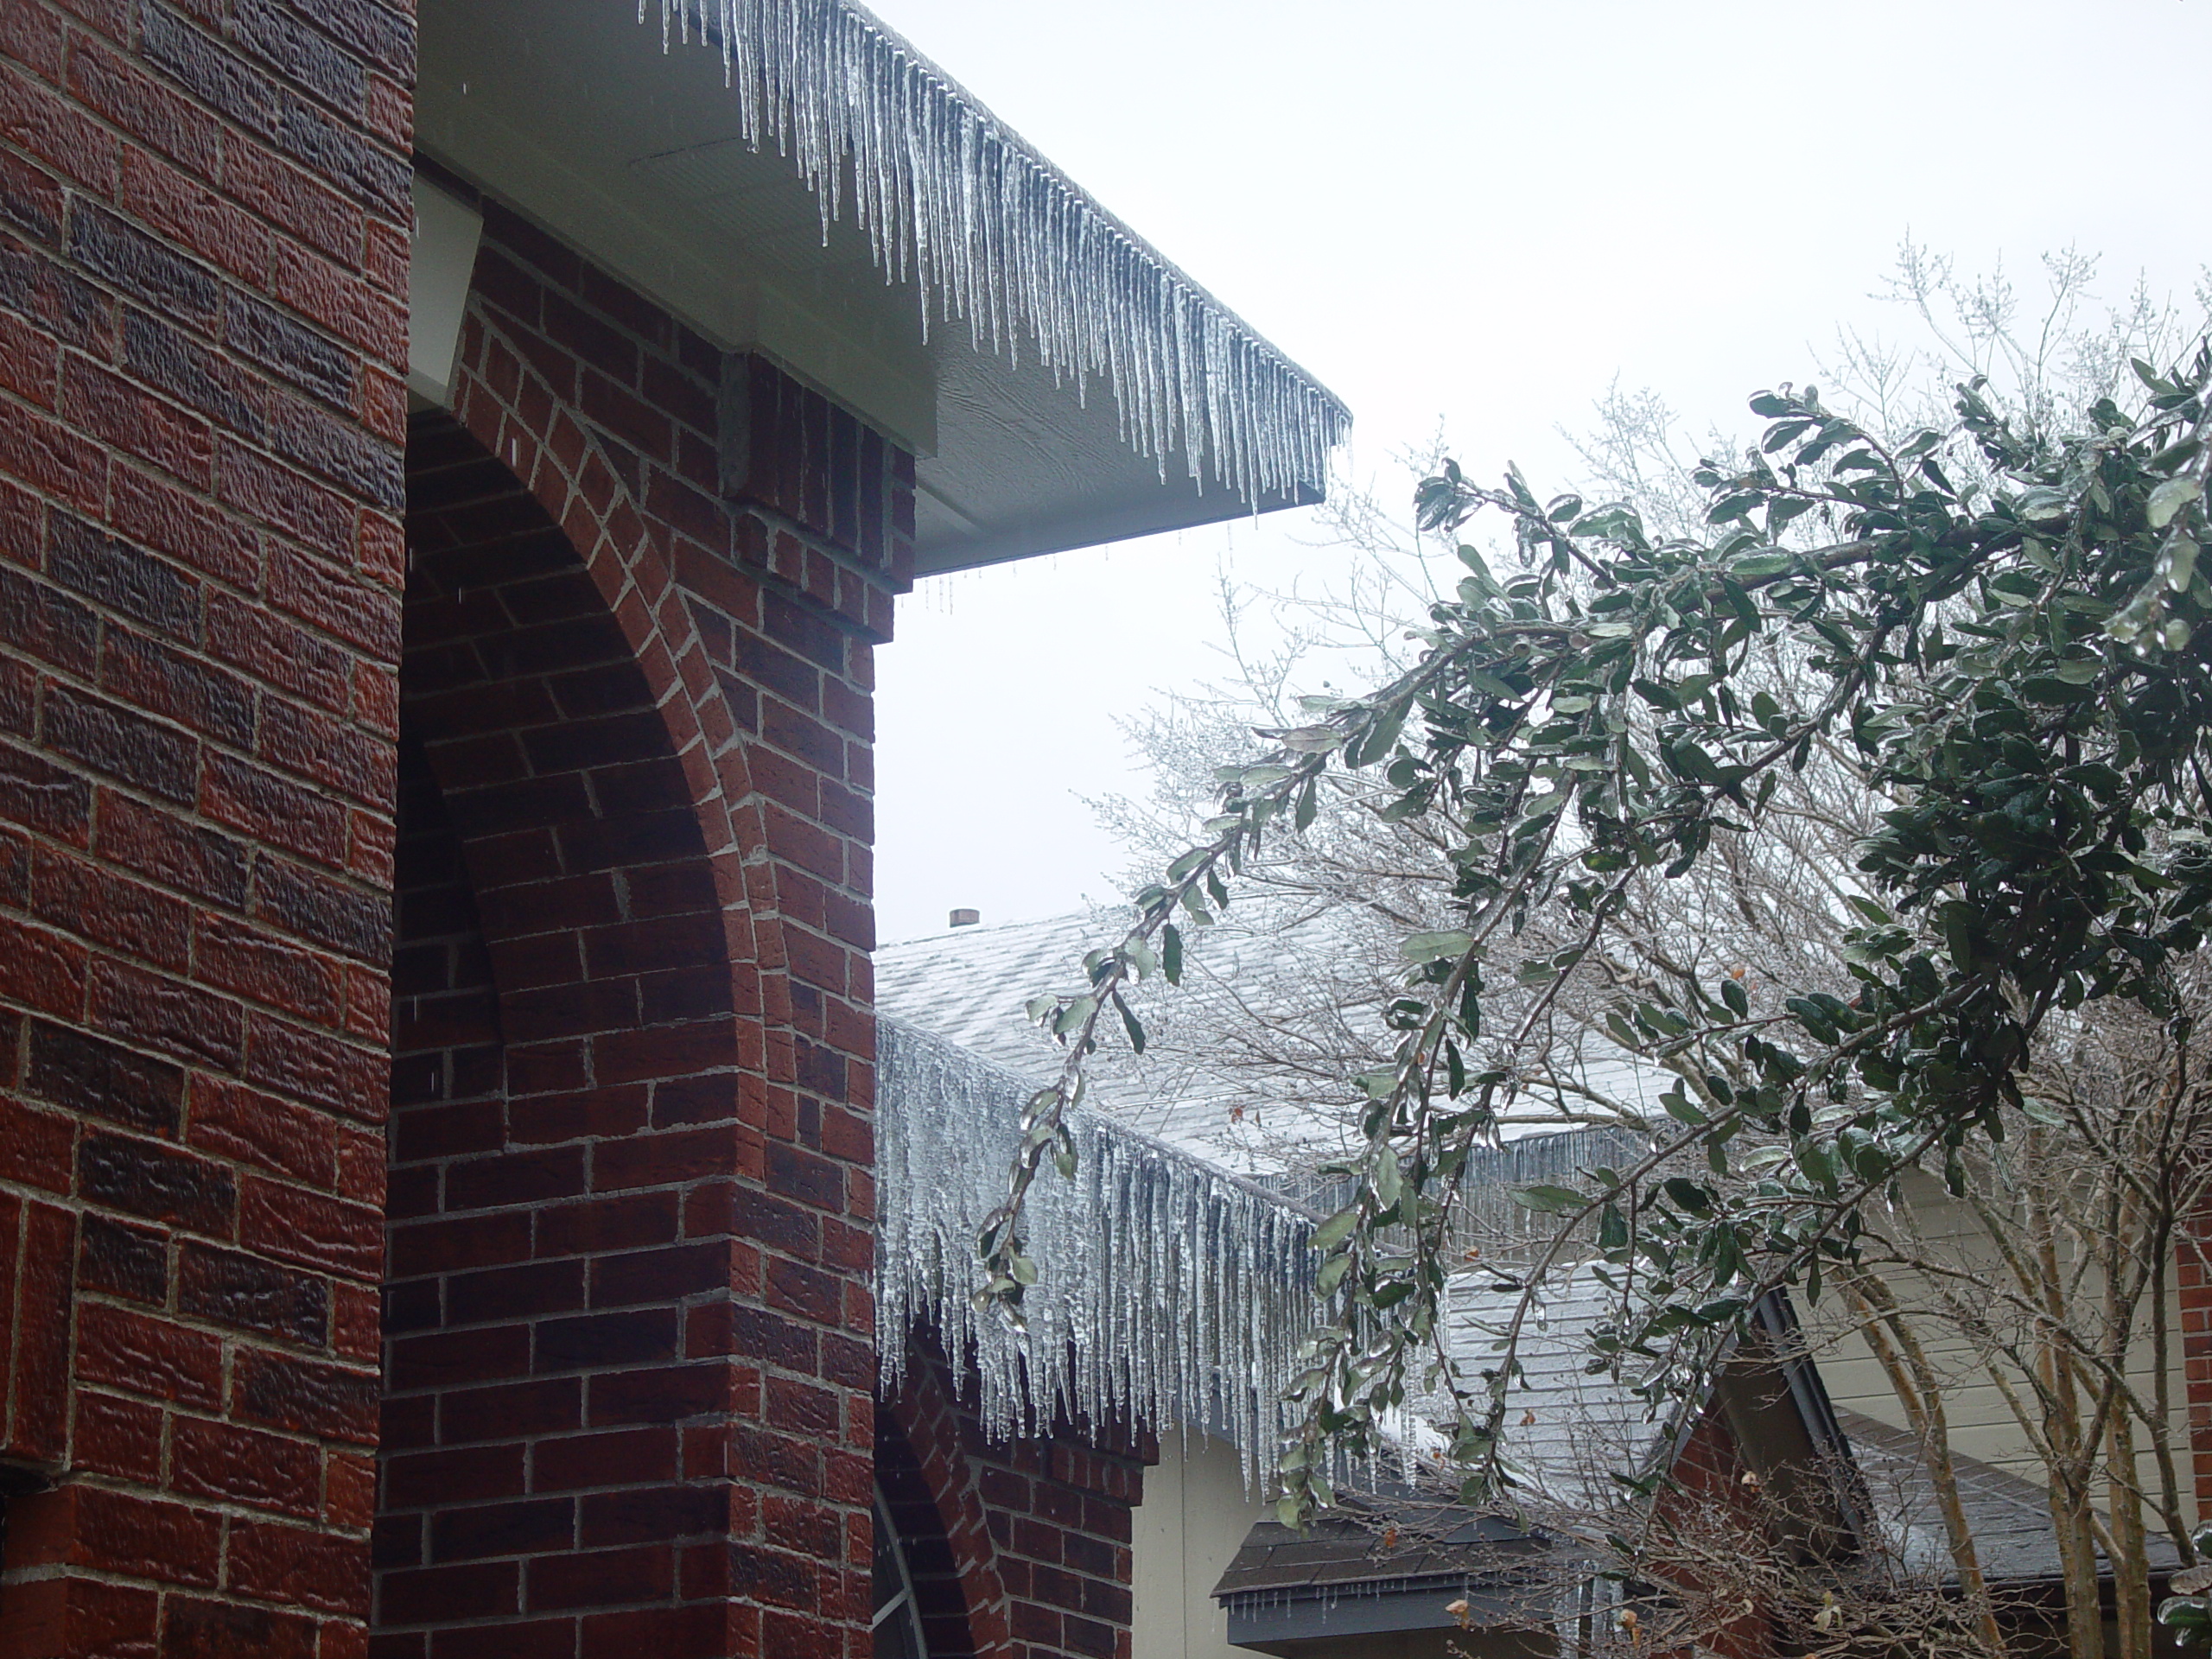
369,200,909,1655
0,1,410,1653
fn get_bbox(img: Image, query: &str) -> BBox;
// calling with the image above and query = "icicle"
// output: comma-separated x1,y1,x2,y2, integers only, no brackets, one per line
876,1020,1321,1494
647,0,1348,505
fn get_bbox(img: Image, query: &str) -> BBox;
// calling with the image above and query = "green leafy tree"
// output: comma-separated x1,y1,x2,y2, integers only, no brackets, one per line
978,298,2212,1653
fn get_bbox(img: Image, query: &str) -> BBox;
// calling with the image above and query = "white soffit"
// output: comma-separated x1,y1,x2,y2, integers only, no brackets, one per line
414,0,1349,575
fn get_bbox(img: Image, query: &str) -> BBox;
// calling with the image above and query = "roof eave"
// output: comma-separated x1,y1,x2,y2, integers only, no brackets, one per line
416,0,1347,572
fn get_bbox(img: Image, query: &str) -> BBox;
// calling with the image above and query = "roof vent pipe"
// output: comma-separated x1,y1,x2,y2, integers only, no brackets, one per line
948,909,979,928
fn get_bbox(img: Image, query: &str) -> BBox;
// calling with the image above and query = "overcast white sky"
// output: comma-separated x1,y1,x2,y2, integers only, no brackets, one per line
864,0,2212,945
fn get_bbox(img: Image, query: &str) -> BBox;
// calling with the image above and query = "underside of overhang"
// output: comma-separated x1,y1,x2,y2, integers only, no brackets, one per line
413,0,1345,575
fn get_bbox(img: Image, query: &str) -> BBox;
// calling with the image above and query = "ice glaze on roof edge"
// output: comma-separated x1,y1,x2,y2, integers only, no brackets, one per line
644,0,1351,504
877,1020,1324,1493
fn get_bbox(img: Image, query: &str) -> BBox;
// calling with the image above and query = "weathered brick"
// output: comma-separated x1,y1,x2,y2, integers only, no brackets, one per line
236,1348,379,1443
163,1596,320,1659
45,683,199,804
240,1174,381,1277
0,143,66,246
227,288,354,405
123,305,268,439
188,1074,337,1185
178,1242,329,1343
67,201,220,333
171,1414,321,1514
0,393,109,509
67,37,223,178
79,1132,236,1232
75,1303,223,1408
97,791,251,908
0,228,112,354
252,855,389,962
90,955,244,1067
0,60,121,196
77,1212,168,1303
114,145,270,287
111,463,259,588
26,1019,183,1135
0,563,99,675
0,4,416,1651
229,1519,373,1616
233,0,369,116
104,630,257,750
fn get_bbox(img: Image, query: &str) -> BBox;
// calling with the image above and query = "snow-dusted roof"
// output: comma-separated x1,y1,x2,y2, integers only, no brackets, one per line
1440,1270,1684,1510
878,910,1339,1171
877,908,1672,1178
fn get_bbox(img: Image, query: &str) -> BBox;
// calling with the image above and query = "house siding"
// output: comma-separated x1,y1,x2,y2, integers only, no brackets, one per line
1799,1168,2203,1534
1130,1433,1268,1659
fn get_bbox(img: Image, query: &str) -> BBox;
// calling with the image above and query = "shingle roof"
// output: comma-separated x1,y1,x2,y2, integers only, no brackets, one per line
877,907,1671,1179
1838,1408,2183,1585
1211,1503,1548,1598
876,909,1353,1170
1439,1269,1684,1510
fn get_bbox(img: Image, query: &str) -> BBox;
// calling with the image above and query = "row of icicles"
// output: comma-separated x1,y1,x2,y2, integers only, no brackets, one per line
875,1020,1325,1496
641,0,1350,507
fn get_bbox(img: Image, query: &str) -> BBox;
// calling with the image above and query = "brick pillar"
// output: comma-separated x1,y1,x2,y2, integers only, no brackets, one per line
374,416,752,1656
415,209,910,1656
0,1,409,1653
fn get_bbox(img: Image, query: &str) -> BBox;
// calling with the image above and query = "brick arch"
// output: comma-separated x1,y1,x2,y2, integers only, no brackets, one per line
880,1333,1154,1659
397,410,740,1107
401,207,906,1653
376,413,763,1652
881,1353,1013,1659
440,308,781,1047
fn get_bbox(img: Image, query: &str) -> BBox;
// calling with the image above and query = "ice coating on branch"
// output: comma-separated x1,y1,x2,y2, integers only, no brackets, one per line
876,1020,1322,1492
642,0,1349,504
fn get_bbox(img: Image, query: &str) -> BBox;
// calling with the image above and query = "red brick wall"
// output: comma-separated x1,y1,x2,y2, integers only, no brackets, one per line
0,6,1154,1654
2182,1197,2212,1524
882,1338,1148,1659
0,0,409,1652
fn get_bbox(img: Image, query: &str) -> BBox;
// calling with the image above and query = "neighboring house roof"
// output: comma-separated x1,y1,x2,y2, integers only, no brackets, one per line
414,0,1348,573
882,911,2186,1650
1839,1408,2183,1586
878,909,1667,1179
1213,1502,1559,1651
878,911,1326,1166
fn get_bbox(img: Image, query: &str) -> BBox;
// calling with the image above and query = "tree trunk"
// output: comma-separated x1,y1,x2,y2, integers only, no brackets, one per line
1842,1272,2009,1659
2027,1166,2105,1659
